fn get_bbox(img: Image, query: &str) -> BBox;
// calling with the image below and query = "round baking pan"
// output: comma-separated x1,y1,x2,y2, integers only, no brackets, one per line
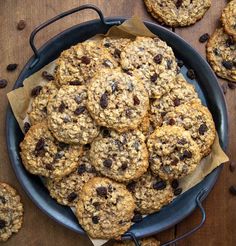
6,4,228,245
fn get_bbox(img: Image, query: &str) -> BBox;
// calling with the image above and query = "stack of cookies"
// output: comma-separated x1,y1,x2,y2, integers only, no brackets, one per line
207,0,236,82
20,36,216,240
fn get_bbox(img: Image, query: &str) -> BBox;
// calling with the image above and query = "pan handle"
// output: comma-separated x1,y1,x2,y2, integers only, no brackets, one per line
125,189,207,246
29,4,121,68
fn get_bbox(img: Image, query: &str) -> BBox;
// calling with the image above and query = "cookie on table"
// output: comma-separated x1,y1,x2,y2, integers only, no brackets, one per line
20,122,82,180
28,81,58,125
47,85,99,144
127,171,174,214
206,28,236,82
113,237,160,246
87,68,149,132
221,0,236,41
143,0,211,27
0,183,23,242
163,103,216,157
46,148,97,207
120,36,178,98
76,177,135,239
102,37,131,63
90,130,148,182
150,74,200,129
147,125,201,180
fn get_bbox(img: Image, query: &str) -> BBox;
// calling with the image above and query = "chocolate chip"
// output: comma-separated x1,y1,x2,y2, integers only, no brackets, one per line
0,219,6,229
171,179,179,189
35,138,45,151
100,93,108,109
168,118,175,125
228,82,236,90
229,161,236,173
7,63,18,71
176,0,183,8
121,162,128,170
92,216,99,224
74,106,86,115
199,33,210,43
0,79,7,89
0,196,6,204
153,180,166,190
167,60,173,69
171,158,179,166
96,187,108,197
182,150,192,159
78,164,86,174
229,185,236,196
42,71,54,81
17,20,26,30
186,69,196,80
226,36,234,47
69,80,82,85
153,54,162,64
222,60,233,70
177,59,184,68
103,159,112,168
31,86,42,97
174,188,183,196
46,164,53,170
100,127,111,138
173,98,180,106
114,48,121,58
67,192,77,202
131,213,143,223
178,138,187,145
81,56,91,64
133,95,140,105
150,73,158,83
199,123,208,135
126,109,132,117
58,101,66,113
222,83,228,95
83,144,91,151
23,122,31,133
127,181,136,192
92,202,100,210
58,142,69,149
111,83,118,93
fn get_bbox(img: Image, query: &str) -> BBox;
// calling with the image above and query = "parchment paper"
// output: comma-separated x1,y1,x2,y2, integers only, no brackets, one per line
7,16,229,246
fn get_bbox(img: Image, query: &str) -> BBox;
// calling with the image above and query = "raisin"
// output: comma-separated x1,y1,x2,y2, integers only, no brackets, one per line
78,164,86,174
199,33,210,43
74,95,82,104
173,98,180,106
67,192,77,202
199,123,208,135
174,188,183,196
167,60,173,69
131,213,143,223
121,162,128,170
35,138,45,151
123,69,133,76
0,219,6,229
103,159,112,168
96,187,108,197
83,144,91,151
23,122,31,133
150,73,158,83
46,164,53,170
168,118,175,125
81,56,91,65
6,63,18,71
111,83,118,93
104,43,110,48
126,109,132,117
92,202,100,210
178,138,187,145
213,48,220,56
133,95,140,105
100,127,111,138
42,71,54,81
222,60,233,70
74,106,86,115
92,216,99,224
186,69,196,80
103,59,113,68
54,151,64,160
226,36,234,47
176,0,183,8
114,48,121,58
69,80,82,86
153,180,166,190
0,196,6,204
58,102,66,113
58,142,69,149
182,150,192,159
171,158,179,166
0,79,7,88
100,93,108,109
31,86,42,97
153,54,162,64
171,179,179,189
127,181,136,192
17,20,26,30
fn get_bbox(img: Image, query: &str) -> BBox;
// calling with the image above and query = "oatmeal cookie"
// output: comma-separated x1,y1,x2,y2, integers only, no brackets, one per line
127,171,174,214
147,125,201,180
221,0,236,41
28,81,58,125
20,122,82,180
113,237,160,246
120,36,177,98
46,148,97,207
47,85,99,144
0,183,23,242
206,28,236,82
90,130,148,182
163,102,216,157
144,0,211,27
76,177,135,239
87,68,149,132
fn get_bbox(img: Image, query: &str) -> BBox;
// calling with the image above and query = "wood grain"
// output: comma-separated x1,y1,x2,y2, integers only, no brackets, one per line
0,0,235,245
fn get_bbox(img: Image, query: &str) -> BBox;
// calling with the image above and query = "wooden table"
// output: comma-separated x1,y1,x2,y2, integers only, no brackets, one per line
0,0,235,245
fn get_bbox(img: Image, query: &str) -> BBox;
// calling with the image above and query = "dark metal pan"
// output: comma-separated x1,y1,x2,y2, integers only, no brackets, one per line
6,4,228,246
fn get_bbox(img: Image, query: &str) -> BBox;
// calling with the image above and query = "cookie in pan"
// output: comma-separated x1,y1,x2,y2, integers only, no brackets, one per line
147,125,201,180
143,0,211,27
0,183,23,242
20,121,82,180
90,130,148,182
47,85,99,144
206,28,236,82
120,36,178,98
163,102,216,157
87,68,149,132
76,177,135,239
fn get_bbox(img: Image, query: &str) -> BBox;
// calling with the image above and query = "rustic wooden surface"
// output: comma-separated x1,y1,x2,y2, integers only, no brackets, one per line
0,0,235,245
